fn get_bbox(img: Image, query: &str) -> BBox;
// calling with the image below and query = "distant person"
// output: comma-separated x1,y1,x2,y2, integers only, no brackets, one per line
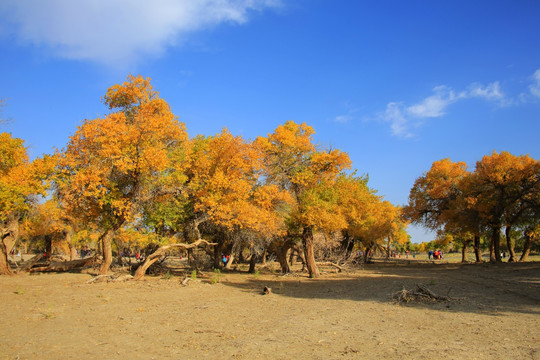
428,250,433,260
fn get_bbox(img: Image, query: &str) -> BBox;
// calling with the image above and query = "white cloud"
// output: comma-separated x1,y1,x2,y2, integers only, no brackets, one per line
0,0,280,66
334,115,353,123
468,81,504,101
378,81,509,137
406,86,463,118
529,69,540,98
383,102,411,137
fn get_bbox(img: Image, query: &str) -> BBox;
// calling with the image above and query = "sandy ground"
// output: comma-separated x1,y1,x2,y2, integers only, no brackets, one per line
0,260,539,360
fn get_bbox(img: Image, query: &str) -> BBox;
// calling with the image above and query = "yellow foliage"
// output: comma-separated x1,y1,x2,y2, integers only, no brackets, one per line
57,75,188,226
0,133,54,221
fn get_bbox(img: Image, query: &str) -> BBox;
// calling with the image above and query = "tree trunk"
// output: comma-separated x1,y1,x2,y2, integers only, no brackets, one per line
45,235,53,257
277,243,291,274
302,226,320,278
99,228,116,275
519,230,533,262
474,232,482,262
505,225,516,262
490,225,502,263
66,231,76,261
461,240,469,263
187,248,193,266
292,245,306,267
363,245,372,264
261,248,267,266
225,237,240,270
0,240,13,275
238,248,245,263
69,244,77,261
0,217,20,275
133,240,217,280
340,230,354,258
248,248,257,274
213,241,223,269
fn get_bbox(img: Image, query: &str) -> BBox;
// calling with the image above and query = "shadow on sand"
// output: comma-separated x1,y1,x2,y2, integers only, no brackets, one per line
219,261,540,316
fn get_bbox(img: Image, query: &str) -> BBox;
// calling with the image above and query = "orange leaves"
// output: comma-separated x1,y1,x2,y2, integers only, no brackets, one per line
405,151,540,240
475,151,538,187
259,120,315,154
470,151,539,224
0,132,28,175
58,75,187,226
103,74,157,110
258,121,357,235
425,158,468,199
0,133,54,221
186,129,289,235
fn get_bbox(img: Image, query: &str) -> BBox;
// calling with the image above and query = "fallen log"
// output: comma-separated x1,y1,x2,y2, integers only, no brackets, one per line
17,254,44,272
316,261,344,272
134,240,217,280
29,256,97,273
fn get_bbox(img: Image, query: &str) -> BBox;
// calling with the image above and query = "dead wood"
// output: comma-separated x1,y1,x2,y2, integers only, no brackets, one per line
29,256,97,273
86,273,134,284
392,284,453,304
262,286,272,295
133,239,218,280
17,254,44,272
316,261,344,272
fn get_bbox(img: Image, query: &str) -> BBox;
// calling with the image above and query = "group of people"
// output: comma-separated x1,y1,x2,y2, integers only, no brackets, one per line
428,249,443,260
222,255,230,265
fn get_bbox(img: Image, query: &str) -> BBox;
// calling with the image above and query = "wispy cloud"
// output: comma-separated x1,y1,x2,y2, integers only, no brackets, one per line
334,114,353,123
406,85,464,118
529,69,540,98
0,0,280,66
377,81,509,137
468,82,505,101
333,103,360,124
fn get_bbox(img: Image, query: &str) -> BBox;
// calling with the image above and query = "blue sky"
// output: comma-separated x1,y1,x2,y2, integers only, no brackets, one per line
1,0,539,243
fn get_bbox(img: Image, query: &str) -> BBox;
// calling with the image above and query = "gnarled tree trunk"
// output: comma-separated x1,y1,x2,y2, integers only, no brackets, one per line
519,230,534,262
276,239,292,274
505,225,516,262
134,240,217,280
99,228,116,275
302,226,320,278
0,217,20,275
461,239,471,263
0,241,12,275
474,232,482,262
248,248,257,274
490,225,502,263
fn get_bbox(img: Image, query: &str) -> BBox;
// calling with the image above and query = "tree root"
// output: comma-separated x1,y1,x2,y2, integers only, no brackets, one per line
392,284,453,304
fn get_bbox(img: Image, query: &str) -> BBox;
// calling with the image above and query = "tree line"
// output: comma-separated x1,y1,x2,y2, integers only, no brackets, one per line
403,153,539,262
0,75,538,277
0,75,407,277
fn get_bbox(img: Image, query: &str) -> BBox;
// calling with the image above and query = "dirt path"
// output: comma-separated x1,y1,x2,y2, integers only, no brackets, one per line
0,261,538,359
